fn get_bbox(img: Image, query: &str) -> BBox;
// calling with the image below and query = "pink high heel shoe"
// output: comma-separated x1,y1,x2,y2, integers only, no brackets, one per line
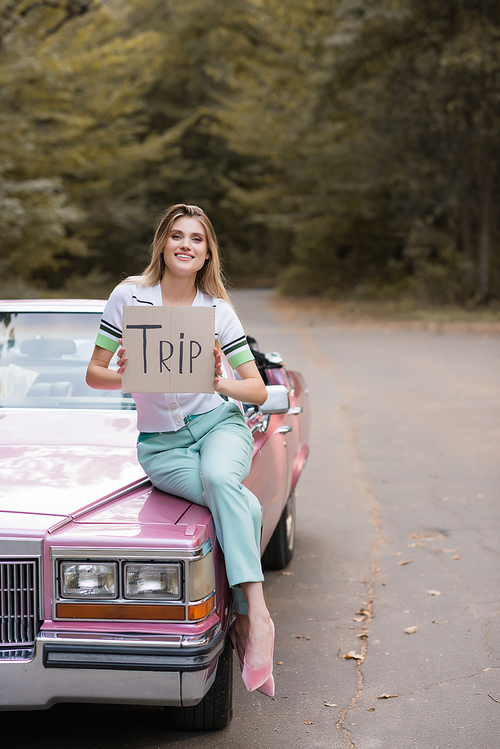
229,619,275,697
241,618,275,697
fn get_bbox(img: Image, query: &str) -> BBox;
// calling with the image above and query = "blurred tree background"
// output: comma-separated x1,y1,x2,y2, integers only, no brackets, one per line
0,0,499,304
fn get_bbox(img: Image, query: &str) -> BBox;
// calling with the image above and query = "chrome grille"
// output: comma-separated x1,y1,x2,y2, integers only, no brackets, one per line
0,560,38,646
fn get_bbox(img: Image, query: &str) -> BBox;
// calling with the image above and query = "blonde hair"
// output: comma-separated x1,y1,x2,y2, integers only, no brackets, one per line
124,204,231,304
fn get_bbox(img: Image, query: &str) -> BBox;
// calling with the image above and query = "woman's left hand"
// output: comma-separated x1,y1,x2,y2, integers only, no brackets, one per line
214,346,223,388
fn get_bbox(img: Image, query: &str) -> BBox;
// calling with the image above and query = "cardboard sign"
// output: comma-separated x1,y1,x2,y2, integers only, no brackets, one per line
121,306,215,394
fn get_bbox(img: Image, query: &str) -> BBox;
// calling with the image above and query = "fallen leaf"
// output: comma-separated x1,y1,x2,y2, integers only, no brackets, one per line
377,693,398,699
356,608,370,616
277,661,283,665
440,496,449,502
353,616,364,622
357,633,368,638
483,667,492,672
324,702,337,707
477,494,484,499
439,548,457,554
392,551,403,557
303,720,314,725
399,559,413,566
367,707,376,711
408,542,422,548
404,626,418,635
410,532,444,540
343,650,364,661
426,590,442,596
281,571,294,576
452,555,462,560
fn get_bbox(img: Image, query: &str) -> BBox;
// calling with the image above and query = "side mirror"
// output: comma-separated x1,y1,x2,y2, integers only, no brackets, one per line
260,385,290,415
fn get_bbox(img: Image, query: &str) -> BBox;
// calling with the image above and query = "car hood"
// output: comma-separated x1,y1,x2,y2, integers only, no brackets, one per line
0,410,146,519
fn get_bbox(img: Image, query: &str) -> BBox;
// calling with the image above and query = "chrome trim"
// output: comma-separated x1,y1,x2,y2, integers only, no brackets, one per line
51,539,212,562
51,540,214,622
274,425,293,435
41,625,225,673
39,631,183,648
0,540,43,557
260,384,290,415
0,644,182,709
187,590,215,608
0,624,226,709
180,623,221,648
251,414,270,434
0,560,38,646
0,547,43,620
0,303,105,313
288,406,303,415
47,477,151,534
0,647,33,660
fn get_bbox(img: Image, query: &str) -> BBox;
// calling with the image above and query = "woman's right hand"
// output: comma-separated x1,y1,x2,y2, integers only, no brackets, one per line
116,338,128,375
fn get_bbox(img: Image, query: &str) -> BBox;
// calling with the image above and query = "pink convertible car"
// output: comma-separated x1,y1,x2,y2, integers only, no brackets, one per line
0,300,309,729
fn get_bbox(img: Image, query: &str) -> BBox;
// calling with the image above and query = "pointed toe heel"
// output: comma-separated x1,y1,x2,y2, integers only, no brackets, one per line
241,658,273,692
257,674,275,697
241,619,275,696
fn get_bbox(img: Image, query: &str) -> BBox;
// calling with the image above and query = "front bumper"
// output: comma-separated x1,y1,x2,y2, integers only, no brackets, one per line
0,625,225,711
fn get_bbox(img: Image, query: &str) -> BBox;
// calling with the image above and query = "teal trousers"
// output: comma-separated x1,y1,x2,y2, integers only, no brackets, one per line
136,401,264,615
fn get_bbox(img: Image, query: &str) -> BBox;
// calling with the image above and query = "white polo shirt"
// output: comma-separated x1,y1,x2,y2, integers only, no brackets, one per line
95,282,254,432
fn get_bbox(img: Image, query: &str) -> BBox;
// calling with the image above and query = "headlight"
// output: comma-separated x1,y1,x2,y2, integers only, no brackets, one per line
124,563,181,600
189,552,215,602
60,562,117,599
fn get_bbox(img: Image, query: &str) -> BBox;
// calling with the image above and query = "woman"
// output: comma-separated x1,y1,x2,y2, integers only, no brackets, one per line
86,204,275,696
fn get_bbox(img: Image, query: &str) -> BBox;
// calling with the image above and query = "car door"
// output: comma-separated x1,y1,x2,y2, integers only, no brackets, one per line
244,407,294,554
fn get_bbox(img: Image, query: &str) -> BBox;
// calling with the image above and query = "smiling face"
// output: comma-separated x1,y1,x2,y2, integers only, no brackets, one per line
162,216,210,279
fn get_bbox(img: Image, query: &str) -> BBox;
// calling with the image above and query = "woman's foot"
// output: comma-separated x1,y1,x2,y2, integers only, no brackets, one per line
241,618,275,695
237,582,275,696
243,613,273,670
231,614,275,696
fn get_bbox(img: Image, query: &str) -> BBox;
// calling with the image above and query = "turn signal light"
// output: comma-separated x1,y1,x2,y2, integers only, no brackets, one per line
188,595,215,621
56,603,185,620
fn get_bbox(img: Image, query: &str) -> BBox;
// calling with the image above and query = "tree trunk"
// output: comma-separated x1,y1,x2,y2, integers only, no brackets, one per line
460,199,475,292
478,179,492,299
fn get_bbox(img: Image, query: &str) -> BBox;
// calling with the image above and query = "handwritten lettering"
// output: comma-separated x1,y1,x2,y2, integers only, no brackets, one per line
125,324,162,374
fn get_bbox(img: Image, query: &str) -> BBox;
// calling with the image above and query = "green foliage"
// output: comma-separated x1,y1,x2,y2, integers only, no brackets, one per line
1,0,499,303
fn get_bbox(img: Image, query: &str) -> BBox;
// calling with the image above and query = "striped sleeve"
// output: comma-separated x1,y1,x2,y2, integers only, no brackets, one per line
95,285,129,353
216,300,254,369
221,334,254,368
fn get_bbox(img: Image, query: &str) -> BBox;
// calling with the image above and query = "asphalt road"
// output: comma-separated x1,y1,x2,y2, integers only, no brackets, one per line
4,289,499,749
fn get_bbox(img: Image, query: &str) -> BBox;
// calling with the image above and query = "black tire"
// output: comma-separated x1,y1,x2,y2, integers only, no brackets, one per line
262,491,296,570
163,636,233,731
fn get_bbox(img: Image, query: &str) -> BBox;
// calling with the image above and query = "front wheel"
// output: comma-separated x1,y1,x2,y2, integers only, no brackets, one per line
262,491,296,570
163,636,233,731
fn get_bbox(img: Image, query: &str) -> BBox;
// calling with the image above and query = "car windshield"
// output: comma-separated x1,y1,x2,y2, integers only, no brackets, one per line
0,310,135,411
